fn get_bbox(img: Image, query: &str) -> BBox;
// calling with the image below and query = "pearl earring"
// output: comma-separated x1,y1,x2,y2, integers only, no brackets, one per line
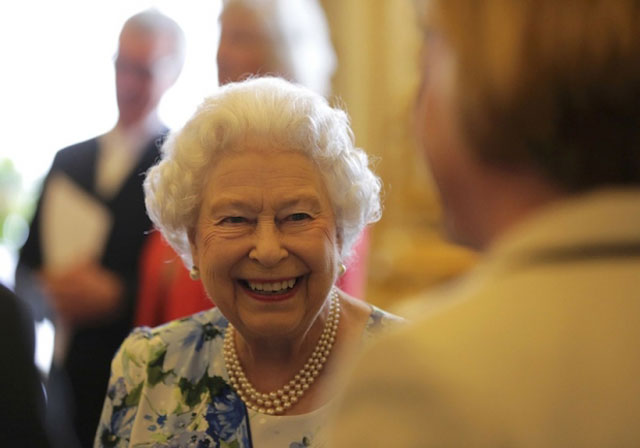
189,265,200,280
339,263,347,276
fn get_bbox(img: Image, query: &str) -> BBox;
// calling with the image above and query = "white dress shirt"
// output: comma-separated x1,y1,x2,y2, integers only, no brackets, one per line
96,114,163,199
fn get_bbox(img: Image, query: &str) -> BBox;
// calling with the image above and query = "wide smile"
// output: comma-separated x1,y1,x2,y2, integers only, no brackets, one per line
238,276,303,302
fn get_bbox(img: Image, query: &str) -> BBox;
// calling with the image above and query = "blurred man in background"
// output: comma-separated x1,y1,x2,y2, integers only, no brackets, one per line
16,9,185,447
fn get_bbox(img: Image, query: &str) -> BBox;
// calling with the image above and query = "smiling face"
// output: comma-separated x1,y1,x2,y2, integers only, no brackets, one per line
189,143,340,341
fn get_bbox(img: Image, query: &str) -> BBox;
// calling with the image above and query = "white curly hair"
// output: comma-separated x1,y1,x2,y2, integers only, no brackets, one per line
144,76,382,268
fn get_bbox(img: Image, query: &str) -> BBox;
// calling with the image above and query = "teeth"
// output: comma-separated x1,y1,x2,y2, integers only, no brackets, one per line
248,278,297,293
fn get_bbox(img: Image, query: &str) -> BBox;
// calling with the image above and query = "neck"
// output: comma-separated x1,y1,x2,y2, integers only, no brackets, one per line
224,291,340,414
455,165,565,250
237,330,319,371
116,110,160,133
235,302,330,376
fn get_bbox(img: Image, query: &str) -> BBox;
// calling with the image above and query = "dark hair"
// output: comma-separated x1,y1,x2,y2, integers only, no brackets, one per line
422,0,640,190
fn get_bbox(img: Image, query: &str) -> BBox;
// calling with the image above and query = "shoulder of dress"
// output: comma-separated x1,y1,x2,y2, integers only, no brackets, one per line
358,306,406,347
193,306,228,327
142,307,228,341
111,326,157,370
121,325,155,349
368,306,406,330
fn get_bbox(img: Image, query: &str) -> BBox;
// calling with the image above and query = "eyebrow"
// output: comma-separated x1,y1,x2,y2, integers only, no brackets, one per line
276,193,324,210
208,191,324,213
208,196,257,213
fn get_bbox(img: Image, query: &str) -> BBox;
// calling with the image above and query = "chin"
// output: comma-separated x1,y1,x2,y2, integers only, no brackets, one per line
242,322,302,341
237,309,307,340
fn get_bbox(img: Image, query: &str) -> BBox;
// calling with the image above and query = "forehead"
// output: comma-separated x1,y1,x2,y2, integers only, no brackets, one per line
205,146,331,204
118,25,173,62
221,4,264,32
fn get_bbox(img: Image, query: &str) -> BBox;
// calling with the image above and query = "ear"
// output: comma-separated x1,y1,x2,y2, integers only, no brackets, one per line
187,227,199,267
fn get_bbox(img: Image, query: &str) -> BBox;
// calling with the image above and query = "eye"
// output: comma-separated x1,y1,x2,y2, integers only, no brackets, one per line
221,216,248,224
287,212,311,222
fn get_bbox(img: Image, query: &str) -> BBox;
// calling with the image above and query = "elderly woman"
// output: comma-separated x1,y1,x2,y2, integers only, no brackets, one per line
94,77,400,447
135,0,369,328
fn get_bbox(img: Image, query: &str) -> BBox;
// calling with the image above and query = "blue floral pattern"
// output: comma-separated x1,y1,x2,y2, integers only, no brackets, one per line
94,306,400,447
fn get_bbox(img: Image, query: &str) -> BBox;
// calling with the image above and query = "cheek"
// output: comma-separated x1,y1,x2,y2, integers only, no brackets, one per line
416,37,464,174
284,221,337,266
417,85,448,185
415,68,473,237
320,223,338,247
310,225,340,272
199,238,239,273
196,243,241,308
195,226,238,275
417,67,467,181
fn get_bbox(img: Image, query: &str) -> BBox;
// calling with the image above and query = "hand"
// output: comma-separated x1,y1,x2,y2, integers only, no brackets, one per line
40,261,125,327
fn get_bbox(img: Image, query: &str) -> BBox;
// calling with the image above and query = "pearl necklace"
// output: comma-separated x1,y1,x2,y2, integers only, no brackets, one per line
223,289,340,415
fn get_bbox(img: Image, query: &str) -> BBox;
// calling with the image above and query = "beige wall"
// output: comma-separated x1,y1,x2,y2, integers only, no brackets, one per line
321,0,477,309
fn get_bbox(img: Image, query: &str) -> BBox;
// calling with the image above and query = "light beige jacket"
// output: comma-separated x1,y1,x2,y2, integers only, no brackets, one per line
331,189,640,447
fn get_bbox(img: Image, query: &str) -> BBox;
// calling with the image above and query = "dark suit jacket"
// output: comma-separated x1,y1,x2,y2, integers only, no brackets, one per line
17,132,164,447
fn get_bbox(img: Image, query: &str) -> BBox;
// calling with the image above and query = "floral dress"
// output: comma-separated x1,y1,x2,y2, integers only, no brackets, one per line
94,305,401,448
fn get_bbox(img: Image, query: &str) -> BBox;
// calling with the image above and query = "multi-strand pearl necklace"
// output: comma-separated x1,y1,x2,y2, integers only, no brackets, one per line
223,289,340,415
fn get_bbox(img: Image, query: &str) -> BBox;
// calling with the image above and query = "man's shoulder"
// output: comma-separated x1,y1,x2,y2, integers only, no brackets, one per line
52,136,100,167
58,136,100,153
353,311,439,381
355,284,484,377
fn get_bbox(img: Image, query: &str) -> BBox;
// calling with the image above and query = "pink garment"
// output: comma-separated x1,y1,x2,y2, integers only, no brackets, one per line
134,232,211,327
337,227,370,299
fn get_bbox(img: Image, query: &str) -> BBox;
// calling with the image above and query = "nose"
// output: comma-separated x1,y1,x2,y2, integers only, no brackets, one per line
249,221,288,267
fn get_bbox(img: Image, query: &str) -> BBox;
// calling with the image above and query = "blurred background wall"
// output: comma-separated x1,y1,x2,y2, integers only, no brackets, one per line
0,0,476,308
321,0,477,308
0,0,221,286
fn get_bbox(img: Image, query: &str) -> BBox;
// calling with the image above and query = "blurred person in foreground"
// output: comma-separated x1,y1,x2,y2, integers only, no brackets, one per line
134,0,375,329
331,0,640,446
0,283,50,447
94,77,401,447
16,9,185,447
